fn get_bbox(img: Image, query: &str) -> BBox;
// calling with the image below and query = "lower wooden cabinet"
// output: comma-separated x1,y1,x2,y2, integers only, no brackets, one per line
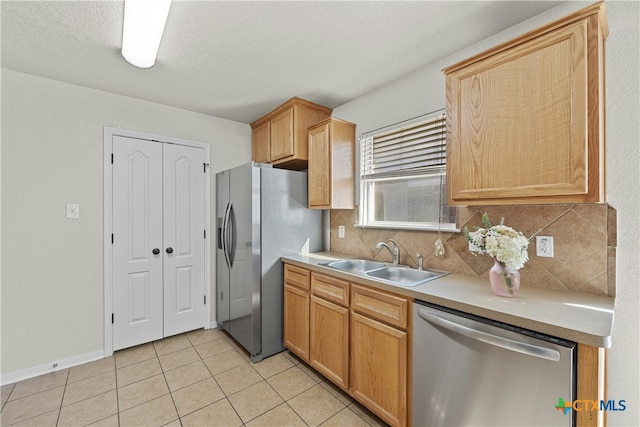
310,295,349,389
283,285,310,361
350,284,409,427
283,264,410,427
283,265,311,361
351,312,408,427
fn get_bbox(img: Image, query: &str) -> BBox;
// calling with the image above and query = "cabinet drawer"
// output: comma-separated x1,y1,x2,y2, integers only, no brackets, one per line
311,273,349,307
284,264,310,290
350,284,409,330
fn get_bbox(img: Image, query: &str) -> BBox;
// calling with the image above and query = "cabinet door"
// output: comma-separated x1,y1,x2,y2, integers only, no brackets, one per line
446,14,604,205
270,108,295,161
252,121,270,163
283,284,309,361
310,295,349,390
350,311,407,427
308,123,331,208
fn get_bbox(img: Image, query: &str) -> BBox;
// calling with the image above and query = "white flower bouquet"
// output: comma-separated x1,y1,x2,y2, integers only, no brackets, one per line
464,213,535,270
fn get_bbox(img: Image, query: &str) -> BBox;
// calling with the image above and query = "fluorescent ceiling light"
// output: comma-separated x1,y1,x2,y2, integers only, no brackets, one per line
122,0,172,69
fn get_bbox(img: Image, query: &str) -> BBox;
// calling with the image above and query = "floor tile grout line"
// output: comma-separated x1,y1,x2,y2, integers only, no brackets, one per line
239,373,307,425
1,379,67,425
187,332,248,424
154,336,182,426
114,352,121,427
164,335,196,425
1,383,16,411
53,368,70,427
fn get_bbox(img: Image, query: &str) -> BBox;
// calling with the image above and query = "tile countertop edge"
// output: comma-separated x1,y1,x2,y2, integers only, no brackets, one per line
281,252,614,349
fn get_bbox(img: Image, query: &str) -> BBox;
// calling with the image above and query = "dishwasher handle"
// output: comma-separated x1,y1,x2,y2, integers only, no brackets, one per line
417,308,561,362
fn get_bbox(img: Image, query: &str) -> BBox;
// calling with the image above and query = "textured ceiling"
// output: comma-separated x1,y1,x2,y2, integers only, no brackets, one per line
2,1,564,124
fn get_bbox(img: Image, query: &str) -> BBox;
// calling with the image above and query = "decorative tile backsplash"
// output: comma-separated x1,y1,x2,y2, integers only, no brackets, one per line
330,204,617,297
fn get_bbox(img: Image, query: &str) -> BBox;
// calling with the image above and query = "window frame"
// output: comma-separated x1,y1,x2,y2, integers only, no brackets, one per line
356,112,458,232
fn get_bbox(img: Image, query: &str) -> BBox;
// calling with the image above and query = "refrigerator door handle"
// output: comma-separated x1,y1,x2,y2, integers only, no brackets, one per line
222,201,232,269
417,308,561,362
227,202,236,267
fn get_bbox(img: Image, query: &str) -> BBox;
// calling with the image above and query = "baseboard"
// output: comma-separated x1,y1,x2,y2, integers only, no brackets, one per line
0,350,105,386
209,320,218,329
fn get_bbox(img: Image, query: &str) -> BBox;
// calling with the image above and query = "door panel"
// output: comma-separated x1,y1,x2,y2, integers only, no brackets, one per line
163,143,206,337
113,136,164,351
113,137,206,350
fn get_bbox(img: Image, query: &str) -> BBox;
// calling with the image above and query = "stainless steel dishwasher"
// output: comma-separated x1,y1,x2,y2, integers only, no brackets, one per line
413,300,576,426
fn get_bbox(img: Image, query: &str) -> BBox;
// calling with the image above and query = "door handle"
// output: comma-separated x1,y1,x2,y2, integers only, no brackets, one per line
417,308,561,361
166,247,174,254
152,248,160,255
222,201,232,268
227,202,235,267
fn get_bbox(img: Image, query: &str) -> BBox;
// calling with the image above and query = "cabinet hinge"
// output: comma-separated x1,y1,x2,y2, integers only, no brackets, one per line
111,234,114,244
111,313,114,324
204,230,206,239
203,163,210,173
204,295,207,305
111,153,114,164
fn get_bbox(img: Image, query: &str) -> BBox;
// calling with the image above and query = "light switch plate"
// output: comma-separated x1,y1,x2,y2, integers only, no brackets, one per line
66,203,79,219
338,225,345,238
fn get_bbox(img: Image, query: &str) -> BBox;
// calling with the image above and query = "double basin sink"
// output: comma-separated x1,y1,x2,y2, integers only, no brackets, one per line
320,259,449,287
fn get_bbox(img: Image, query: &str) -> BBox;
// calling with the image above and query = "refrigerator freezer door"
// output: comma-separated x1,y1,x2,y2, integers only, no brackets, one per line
227,163,261,356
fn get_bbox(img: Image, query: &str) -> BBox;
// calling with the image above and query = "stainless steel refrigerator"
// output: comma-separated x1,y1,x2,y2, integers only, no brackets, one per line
216,162,322,362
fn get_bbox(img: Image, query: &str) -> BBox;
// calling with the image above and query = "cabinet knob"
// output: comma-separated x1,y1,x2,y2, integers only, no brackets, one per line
152,248,160,255
166,247,174,254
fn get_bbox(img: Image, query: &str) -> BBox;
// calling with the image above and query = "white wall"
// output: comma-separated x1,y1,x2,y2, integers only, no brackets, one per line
1,69,251,377
334,1,640,425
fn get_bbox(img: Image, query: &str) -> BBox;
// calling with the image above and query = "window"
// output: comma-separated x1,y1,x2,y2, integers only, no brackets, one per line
358,112,456,231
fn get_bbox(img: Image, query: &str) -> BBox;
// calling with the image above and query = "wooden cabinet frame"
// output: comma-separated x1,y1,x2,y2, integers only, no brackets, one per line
308,118,356,209
444,2,607,205
250,97,332,170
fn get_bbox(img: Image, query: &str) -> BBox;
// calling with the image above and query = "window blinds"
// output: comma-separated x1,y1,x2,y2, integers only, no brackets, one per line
361,114,446,180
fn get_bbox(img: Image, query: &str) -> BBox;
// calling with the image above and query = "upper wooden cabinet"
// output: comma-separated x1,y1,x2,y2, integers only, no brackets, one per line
444,2,607,205
251,121,270,164
308,118,356,209
250,97,332,170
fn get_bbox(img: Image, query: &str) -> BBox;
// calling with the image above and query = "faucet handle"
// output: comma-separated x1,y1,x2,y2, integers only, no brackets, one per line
417,253,424,270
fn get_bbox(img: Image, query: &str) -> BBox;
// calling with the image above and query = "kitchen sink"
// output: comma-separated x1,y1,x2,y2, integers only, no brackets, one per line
320,258,449,287
366,266,449,287
323,259,387,274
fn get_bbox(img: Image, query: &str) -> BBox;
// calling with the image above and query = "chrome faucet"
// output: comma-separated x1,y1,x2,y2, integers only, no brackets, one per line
417,253,424,270
376,239,400,264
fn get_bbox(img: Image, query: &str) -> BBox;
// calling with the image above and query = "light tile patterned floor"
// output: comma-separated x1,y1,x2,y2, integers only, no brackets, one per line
0,328,388,426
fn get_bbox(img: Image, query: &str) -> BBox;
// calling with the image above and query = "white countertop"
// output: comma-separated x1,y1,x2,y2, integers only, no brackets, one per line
282,252,615,348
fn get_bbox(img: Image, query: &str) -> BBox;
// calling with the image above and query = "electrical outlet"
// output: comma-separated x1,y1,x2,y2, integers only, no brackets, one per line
338,225,345,238
66,203,79,219
536,236,554,257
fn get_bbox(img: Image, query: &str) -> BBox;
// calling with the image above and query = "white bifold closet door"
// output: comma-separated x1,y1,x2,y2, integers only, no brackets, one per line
112,136,205,351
